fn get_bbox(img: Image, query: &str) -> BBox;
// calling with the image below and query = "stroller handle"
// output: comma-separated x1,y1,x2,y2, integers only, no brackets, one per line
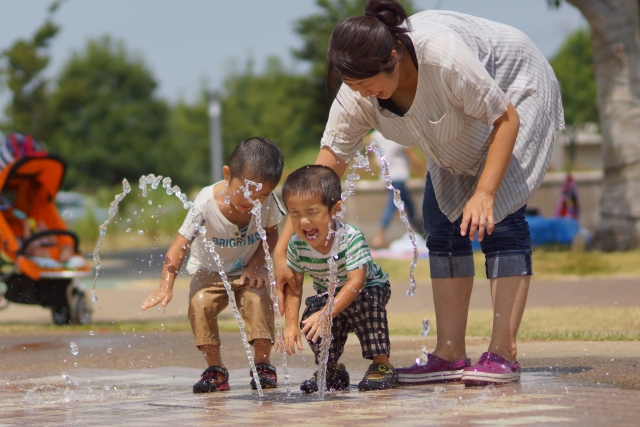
17,229,80,256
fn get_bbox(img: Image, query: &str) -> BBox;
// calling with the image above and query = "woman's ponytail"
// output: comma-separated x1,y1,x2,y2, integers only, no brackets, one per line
364,0,411,34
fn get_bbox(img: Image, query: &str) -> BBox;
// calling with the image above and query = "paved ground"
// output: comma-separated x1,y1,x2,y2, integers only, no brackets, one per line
1,273,639,425
1,332,640,426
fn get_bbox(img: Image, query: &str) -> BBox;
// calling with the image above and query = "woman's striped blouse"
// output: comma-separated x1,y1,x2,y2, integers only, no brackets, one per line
321,10,565,222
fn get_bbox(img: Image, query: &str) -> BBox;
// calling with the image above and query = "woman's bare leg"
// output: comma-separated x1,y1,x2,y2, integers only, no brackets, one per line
430,277,473,362
488,275,530,363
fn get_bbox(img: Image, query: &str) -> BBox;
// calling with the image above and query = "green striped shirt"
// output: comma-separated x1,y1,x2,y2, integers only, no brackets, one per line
287,222,389,294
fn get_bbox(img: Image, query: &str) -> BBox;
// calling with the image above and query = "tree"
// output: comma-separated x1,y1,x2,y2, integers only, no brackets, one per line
0,1,62,140
560,0,640,250
220,57,316,160
549,28,598,125
50,37,170,188
167,94,210,189
293,0,416,139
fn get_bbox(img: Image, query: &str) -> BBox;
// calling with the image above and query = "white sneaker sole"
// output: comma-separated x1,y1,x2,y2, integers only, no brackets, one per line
461,370,521,385
398,369,464,385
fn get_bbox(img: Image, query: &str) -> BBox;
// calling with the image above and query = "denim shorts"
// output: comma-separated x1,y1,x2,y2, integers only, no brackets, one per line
423,174,532,279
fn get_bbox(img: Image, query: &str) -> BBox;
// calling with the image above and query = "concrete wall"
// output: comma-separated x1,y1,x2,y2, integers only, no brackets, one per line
340,171,603,244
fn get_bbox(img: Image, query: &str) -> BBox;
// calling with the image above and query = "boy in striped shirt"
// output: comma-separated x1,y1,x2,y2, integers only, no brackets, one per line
280,165,398,393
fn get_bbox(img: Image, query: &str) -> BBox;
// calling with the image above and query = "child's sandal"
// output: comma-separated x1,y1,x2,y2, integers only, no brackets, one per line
193,365,230,393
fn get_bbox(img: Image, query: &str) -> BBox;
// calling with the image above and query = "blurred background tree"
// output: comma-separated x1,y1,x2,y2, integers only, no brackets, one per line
49,36,170,189
0,1,62,141
549,28,597,125
220,57,315,161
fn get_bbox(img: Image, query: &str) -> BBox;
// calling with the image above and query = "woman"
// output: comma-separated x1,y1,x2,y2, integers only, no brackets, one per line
275,0,563,386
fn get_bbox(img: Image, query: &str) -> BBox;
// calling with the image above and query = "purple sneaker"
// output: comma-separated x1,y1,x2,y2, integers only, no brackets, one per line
397,354,471,385
461,352,521,386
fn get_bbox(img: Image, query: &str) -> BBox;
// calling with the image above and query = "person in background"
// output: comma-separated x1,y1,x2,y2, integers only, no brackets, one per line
365,130,425,248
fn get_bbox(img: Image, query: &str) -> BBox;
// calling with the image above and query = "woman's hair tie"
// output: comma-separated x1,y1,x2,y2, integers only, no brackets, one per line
365,11,380,18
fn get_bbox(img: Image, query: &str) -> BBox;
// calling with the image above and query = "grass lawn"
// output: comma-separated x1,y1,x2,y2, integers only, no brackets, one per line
376,248,640,282
3,307,638,341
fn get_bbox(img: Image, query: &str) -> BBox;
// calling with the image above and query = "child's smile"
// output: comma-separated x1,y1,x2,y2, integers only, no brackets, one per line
286,194,342,255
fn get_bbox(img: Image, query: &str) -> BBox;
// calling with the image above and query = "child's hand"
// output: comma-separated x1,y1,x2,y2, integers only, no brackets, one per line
276,325,304,355
301,309,331,343
141,288,172,310
241,261,269,289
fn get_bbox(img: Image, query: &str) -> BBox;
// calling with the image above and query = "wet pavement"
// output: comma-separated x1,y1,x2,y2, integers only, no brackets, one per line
1,331,639,426
1,265,639,425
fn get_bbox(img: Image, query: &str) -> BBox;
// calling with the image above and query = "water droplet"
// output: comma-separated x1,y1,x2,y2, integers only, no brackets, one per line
420,318,431,337
74,362,78,368
107,348,113,354
133,211,138,215
89,331,95,336
126,218,131,223
70,342,78,356
434,386,445,394
158,205,161,208
148,200,152,205
126,228,131,233
224,195,231,205
137,230,144,235
91,291,98,302
447,340,451,345
141,208,145,212
62,374,71,387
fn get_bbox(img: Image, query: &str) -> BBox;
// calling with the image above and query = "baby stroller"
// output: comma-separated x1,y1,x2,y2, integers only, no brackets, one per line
0,133,93,325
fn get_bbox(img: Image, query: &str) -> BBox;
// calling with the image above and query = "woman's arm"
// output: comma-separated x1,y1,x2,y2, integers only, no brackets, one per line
274,147,351,314
460,102,520,242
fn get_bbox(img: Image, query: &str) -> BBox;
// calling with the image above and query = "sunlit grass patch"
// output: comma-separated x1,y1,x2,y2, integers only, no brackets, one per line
375,250,640,281
0,317,238,335
388,307,640,341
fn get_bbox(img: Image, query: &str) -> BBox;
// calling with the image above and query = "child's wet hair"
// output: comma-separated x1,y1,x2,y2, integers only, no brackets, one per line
282,165,342,210
228,137,284,185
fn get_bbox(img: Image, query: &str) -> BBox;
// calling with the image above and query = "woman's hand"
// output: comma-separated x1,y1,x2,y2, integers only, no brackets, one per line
460,190,495,242
275,258,299,314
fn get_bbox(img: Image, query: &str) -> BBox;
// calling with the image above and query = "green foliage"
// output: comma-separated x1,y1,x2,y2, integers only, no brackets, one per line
549,28,598,125
0,5,61,140
167,58,320,185
49,37,171,188
166,95,210,189
220,57,317,161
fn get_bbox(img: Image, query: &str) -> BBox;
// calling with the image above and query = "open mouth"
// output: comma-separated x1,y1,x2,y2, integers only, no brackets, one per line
304,228,319,241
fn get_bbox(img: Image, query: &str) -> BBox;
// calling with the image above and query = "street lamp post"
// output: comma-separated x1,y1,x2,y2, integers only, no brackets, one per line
208,90,223,183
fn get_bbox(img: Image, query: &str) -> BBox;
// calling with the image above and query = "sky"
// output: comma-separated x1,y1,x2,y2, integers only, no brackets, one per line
0,0,586,104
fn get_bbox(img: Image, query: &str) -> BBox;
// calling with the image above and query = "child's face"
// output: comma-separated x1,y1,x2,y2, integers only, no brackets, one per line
286,193,342,253
223,167,276,213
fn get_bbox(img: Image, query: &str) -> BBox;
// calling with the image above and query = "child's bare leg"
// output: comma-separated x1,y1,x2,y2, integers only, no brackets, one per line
253,338,272,365
372,354,393,369
200,344,223,367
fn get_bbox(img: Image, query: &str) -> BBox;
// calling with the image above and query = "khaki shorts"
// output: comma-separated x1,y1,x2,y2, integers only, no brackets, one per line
188,269,274,347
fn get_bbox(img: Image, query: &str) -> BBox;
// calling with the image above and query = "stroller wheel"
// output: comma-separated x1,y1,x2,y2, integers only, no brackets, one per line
70,288,92,325
52,305,70,325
